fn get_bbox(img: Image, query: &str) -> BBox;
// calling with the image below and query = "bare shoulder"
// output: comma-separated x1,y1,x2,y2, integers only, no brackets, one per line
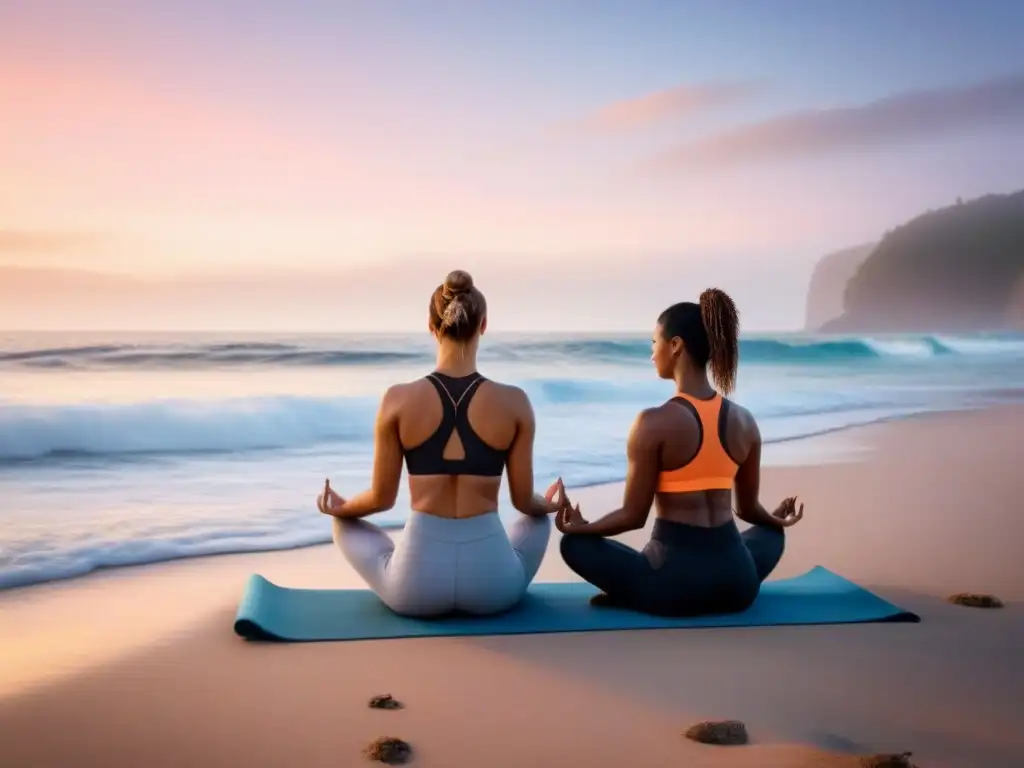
616,407,663,460
380,380,425,412
725,398,761,438
632,405,671,438
483,380,532,410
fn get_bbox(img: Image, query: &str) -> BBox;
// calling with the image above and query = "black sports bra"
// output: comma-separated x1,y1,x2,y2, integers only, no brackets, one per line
403,372,508,477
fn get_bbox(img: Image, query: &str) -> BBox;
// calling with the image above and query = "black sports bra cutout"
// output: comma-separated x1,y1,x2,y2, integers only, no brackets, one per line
403,372,507,477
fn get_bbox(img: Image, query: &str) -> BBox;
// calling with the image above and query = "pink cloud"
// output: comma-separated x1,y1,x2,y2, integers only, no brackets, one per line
641,72,1024,174
560,80,759,136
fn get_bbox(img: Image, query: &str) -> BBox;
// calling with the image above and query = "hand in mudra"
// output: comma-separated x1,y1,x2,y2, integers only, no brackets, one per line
554,478,588,533
317,478,346,516
539,478,563,513
772,496,804,527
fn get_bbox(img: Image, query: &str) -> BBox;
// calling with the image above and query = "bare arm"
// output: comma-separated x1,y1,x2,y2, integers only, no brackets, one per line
563,410,660,536
733,418,785,531
327,387,403,519
505,388,557,517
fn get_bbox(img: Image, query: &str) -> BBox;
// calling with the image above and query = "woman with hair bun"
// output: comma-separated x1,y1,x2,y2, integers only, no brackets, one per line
317,270,559,617
553,288,805,617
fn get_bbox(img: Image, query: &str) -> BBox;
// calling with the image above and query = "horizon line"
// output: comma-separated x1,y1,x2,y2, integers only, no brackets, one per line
0,326,860,337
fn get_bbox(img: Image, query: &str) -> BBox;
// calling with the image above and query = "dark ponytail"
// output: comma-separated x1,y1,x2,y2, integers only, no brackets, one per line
698,288,740,395
658,287,741,395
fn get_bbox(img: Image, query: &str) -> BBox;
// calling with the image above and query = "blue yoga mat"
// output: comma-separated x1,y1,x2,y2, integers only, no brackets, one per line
233,566,919,642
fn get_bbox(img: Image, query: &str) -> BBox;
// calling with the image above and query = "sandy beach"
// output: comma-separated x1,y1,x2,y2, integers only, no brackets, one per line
1,405,1022,767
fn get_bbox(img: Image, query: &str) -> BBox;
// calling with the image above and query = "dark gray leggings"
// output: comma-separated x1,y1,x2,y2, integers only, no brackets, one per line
560,518,785,617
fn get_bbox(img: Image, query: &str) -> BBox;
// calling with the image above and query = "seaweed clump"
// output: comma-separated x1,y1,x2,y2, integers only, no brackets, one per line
859,751,917,767
683,720,749,745
368,694,403,710
363,737,413,765
947,592,1003,608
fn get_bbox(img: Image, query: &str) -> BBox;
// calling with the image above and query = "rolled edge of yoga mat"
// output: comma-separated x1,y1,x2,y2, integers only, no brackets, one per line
234,574,281,641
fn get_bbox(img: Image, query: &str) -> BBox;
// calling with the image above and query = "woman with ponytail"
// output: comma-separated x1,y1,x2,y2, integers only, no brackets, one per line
316,270,559,617
554,288,805,617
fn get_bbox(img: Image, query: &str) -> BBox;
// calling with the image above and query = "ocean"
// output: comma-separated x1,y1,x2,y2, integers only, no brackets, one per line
3,330,1024,591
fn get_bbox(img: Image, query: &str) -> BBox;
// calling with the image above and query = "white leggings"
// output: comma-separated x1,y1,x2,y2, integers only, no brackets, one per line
333,510,552,617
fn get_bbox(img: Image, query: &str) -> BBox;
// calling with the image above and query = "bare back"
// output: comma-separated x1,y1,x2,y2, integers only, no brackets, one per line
389,375,533,519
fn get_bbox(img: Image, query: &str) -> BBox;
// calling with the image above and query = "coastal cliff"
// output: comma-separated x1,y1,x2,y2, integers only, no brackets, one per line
804,243,875,330
818,190,1024,333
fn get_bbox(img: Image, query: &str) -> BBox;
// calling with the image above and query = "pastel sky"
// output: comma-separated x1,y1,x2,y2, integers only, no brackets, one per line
2,0,1024,331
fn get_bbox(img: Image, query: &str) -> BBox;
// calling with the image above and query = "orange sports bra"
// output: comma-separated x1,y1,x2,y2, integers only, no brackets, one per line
656,393,739,494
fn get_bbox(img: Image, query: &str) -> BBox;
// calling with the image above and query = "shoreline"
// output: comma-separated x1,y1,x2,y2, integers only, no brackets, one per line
2,404,1023,766
0,400,1002,594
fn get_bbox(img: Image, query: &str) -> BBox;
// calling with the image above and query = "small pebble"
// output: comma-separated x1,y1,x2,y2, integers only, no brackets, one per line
363,737,413,764
368,694,403,710
683,719,749,745
947,592,1003,608
860,751,916,767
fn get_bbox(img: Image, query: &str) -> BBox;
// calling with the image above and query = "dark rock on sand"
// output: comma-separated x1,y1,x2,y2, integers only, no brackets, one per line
683,720,749,745
947,592,1003,608
368,694,403,710
859,751,916,767
363,737,413,764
